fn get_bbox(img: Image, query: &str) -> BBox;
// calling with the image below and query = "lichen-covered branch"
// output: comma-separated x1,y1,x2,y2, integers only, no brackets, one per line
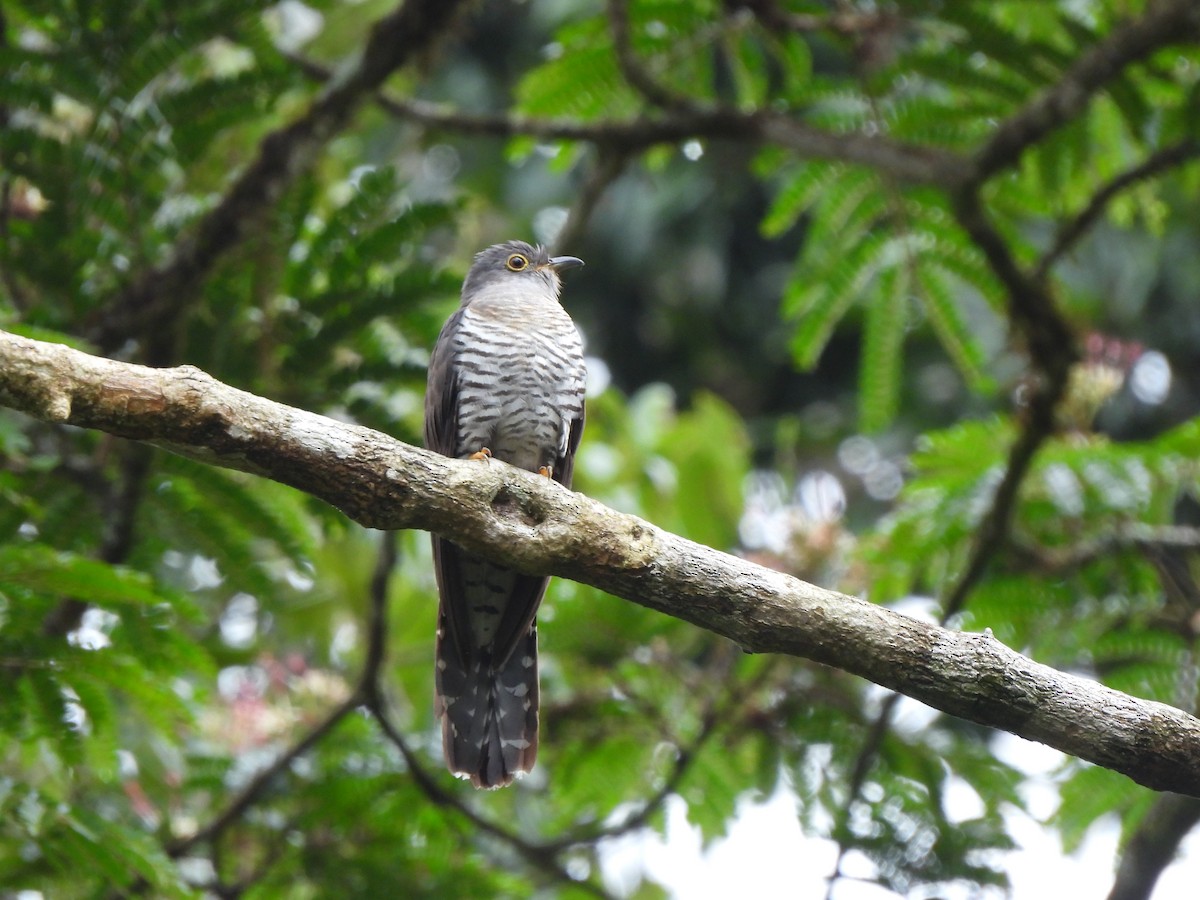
3,328,1200,796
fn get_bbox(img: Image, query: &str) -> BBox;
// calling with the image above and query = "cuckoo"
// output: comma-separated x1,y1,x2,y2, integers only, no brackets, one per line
424,240,586,788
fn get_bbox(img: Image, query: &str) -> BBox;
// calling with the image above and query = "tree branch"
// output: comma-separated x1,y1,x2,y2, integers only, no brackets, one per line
971,0,1200,183
727,0,896,38
367,705,614,899
1107,792,1200,900
606,0,694,110
550,149,630,256
1035,139,1200,281
91,0,472,355
1014,524,1200,574
286,52,967,187
4,330,1200,796
166,694,359,859
42,442,154,637
941,192,1076,615
319,0,1197,196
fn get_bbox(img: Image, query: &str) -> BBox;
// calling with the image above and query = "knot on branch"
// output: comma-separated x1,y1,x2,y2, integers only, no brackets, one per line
0,331,73,421
40,384,73,422
490,483,549,530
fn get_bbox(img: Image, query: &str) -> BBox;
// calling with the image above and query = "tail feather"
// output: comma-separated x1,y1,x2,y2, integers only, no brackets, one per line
436,613,539,789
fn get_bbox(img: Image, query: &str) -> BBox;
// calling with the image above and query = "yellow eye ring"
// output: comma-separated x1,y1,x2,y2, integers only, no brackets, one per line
505,253,529,272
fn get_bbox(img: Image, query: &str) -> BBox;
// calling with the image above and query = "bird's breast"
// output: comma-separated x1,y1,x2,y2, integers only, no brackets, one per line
453,306,585,471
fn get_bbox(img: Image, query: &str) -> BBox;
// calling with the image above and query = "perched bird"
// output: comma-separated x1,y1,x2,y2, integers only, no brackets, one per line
424,240,586,788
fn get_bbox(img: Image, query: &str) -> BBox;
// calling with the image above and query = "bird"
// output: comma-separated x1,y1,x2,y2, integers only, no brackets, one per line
424,240,586,788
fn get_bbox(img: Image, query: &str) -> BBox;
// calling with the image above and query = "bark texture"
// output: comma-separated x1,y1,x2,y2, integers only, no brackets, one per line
4,328,1200,796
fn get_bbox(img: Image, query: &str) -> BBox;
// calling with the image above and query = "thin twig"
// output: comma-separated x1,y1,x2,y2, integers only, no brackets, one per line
358,534,615,899
730,0,895,37
944,191,1074,618
1035,139,1200,281
42,442,155,637
205,813,301,898
1107,793,1200,900
1014,524,1200,574
165,532,403,865
0,179,33,313
549,654,780,853
972,0,1200,182
367,706,614,899
938,191,1075,620
551,150,630,255
166,694,360,860
286,51,966,185
361,529,398,684
606,0,695,110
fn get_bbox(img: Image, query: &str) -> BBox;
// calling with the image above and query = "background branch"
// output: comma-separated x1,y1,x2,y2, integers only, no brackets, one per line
972,0,1200,182
360,537,614,897
829,175,1081,891
1014,524,1200,573
1107,792,1200,900
91,0,471,357
1035,139,1200,280
607,0,695,110
287,51,967,187
166,693,359,861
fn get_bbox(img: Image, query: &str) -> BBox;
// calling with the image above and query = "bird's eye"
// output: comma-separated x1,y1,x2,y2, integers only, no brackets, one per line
505,253,529,272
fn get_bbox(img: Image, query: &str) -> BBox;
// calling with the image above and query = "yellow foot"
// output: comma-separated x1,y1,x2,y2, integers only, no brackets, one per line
538,465,553,478
470,448,492,462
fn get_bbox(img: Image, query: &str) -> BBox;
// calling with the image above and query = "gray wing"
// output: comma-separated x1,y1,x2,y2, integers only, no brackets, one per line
424,307,464,459
554,405,585,490
426,306,481,664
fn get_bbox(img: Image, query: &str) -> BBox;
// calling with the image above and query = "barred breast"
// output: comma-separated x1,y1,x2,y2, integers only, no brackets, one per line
451,303,586,474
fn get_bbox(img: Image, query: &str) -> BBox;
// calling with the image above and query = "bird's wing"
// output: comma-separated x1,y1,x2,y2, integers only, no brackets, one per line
554,405,585,490
424,307,463,459
426,308,477,666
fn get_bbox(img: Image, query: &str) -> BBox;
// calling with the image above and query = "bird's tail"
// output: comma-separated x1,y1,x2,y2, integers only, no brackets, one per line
435,616,539,789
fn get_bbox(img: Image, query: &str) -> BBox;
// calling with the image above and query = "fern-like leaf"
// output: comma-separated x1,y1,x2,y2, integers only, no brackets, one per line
859,264,909,431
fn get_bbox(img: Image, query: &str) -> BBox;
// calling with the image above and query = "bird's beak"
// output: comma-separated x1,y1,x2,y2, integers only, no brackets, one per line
548,255,585,271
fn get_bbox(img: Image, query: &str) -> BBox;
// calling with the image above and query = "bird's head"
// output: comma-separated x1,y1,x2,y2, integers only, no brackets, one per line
461,240,584,304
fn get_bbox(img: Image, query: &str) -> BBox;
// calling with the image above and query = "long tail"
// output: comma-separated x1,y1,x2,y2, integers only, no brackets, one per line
435,612,539,789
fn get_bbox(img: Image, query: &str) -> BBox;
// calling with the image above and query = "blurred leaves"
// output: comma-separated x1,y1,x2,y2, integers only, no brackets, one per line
2,0,1200,897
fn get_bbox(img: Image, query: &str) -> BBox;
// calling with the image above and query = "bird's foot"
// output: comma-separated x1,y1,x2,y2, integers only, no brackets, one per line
538,465,553,478
470,447,492,463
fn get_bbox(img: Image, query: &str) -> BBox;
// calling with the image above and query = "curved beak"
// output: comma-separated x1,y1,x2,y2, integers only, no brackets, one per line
548,255,585,271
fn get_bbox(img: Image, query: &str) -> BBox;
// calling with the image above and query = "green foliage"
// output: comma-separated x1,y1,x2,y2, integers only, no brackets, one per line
764,161,1001,430
517,17,637,120
2,0,1199,897
1056,764,1153,854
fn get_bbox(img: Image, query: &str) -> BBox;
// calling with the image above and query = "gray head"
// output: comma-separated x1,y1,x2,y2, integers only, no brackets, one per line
461,240,584,304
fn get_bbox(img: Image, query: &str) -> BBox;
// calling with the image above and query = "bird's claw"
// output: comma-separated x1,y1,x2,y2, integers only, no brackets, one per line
470,448,492,462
